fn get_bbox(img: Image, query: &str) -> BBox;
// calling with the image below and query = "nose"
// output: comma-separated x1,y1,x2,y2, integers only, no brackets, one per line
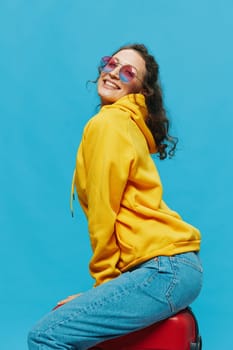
109,66,121,79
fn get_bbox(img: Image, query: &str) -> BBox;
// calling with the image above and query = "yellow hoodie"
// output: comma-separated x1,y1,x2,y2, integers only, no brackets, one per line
72,93,201,286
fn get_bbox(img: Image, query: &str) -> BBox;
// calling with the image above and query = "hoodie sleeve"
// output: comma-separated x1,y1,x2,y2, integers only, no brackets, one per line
79,109,135,286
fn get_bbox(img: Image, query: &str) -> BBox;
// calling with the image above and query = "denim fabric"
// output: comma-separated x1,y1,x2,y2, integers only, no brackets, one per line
28,252,203,350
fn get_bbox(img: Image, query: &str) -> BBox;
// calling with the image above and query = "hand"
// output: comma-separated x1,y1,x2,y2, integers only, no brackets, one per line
52,293,82,310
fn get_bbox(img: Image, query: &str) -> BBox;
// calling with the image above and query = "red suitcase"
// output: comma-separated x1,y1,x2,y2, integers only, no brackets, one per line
89,308,202,350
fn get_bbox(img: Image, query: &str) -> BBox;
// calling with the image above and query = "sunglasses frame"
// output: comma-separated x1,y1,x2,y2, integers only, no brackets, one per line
99,56,141,83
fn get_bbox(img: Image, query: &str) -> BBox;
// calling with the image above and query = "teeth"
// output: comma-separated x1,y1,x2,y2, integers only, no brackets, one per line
105,80,118,88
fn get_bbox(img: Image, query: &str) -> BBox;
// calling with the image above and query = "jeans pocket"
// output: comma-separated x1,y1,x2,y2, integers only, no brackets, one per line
173,252,203,273
167,253,203,312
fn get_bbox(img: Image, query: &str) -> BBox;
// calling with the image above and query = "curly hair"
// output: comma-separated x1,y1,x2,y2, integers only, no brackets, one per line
112,44,178,160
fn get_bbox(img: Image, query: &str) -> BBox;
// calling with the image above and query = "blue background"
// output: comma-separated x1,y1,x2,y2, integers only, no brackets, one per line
1,1,232,348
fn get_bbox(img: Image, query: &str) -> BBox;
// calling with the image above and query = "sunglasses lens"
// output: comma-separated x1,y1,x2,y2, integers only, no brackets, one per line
119,65,136,83
100,56,111,68
100,56,118,72
99,57,137,83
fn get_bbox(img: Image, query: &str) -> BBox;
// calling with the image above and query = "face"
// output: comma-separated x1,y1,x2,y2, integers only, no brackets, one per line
97,49,146,105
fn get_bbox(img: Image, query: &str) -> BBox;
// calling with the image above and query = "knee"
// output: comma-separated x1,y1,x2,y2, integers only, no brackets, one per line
28,323,61,349
27,328,40,349
28,320,52,349
28,327,52,349
27,313,55,348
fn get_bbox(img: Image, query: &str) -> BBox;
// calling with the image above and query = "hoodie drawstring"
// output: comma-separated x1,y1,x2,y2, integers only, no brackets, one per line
70,169,76,217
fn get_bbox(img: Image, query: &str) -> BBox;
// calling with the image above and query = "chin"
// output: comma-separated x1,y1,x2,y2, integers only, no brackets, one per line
100,97,116,106
98,92,118,105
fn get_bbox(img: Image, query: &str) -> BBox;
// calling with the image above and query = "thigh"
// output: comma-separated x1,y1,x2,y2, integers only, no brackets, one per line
28,253,202,350
29,258,170,349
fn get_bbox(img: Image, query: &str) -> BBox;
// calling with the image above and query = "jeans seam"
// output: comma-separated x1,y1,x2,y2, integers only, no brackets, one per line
165,257,178,313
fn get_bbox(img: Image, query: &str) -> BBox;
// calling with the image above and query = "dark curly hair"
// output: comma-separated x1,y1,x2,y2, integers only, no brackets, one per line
112,43,178,160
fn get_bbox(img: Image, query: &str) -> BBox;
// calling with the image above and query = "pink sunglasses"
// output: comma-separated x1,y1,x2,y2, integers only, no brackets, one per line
99,56,140,83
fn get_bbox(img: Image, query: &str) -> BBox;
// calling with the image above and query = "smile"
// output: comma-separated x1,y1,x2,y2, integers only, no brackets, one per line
103,79,120,89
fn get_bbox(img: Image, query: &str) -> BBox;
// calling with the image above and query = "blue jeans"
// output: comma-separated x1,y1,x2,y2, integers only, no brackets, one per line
28,252,203,350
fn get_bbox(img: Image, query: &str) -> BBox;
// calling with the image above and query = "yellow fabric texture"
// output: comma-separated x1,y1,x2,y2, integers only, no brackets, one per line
73,93,201,286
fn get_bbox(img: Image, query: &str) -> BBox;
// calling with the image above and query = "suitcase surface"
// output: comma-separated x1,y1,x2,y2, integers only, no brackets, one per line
89,308,202,350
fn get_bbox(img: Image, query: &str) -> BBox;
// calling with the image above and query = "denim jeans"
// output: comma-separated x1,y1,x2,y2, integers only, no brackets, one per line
28,252,203,350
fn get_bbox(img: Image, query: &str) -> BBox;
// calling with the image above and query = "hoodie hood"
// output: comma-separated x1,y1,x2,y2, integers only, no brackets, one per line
102,93,157,154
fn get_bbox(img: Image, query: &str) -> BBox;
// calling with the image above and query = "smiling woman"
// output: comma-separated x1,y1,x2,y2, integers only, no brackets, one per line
28,43,202,350
98,49,146,104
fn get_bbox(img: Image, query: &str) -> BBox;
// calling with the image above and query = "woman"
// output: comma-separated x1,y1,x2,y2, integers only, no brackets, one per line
28,44,203,350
